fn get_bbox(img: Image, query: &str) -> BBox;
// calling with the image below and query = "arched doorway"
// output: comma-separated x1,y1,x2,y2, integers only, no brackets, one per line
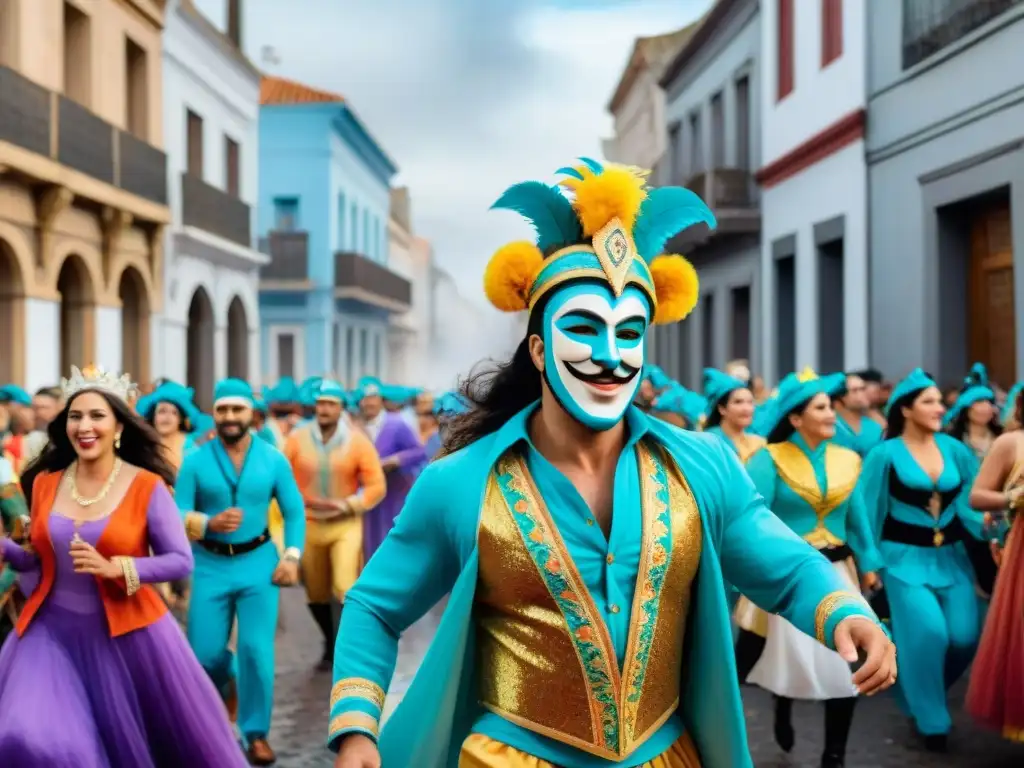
0,240,26,384
118,267,150,386
226,296,249,380
57,255,96,376
186,288,215,412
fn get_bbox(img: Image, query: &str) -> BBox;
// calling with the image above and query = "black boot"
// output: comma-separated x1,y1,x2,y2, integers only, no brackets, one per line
821,697,856,767
923,733,948,752
774,696,794,753
308,603,334,670
735,629,767,683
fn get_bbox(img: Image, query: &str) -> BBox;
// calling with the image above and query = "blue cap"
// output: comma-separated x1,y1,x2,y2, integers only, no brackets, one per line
760,369,846,437
702,368,748,421
297,376,323,408
138,381,200,428
213,378,254,409
316,379,347,404
943,362,995,426
0,385,31,406
355,376,383,401
262,377,300,406
885,368,937,416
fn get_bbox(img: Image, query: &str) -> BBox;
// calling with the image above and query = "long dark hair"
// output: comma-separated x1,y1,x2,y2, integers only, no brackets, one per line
21,388,177,503
947,400,1002,441
704,387,751,430
883,389,925,440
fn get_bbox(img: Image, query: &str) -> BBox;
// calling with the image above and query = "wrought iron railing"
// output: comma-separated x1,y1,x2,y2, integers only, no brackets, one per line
903,0,1022,68
335,250,412,306
259,231,309,280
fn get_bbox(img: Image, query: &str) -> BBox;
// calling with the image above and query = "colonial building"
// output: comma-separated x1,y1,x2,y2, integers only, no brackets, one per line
758,0,868,383
602,25,697,169
160,0,264,409
0,0,169,391
386,186,435,386
655,0,762,388
257,76,410,385
866,1,1024,387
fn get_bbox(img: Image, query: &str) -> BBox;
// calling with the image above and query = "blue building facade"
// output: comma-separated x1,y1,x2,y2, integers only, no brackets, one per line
258,78,411,386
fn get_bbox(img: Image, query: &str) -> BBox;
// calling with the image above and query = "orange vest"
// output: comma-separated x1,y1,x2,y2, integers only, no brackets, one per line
16,469,169,638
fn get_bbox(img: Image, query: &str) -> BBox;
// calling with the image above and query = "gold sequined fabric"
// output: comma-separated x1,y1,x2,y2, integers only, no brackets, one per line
458,731,702,767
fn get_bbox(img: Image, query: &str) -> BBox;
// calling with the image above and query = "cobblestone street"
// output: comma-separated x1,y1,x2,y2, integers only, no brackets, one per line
271,589,1023,767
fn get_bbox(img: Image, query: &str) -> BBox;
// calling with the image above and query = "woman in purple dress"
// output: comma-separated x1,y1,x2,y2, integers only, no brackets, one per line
0,365,246,767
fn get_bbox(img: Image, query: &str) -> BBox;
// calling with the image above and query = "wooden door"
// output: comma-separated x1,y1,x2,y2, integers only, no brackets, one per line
969,203,1016,388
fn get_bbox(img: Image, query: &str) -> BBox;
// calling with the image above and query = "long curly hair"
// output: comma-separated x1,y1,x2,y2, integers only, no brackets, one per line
21,388,177,503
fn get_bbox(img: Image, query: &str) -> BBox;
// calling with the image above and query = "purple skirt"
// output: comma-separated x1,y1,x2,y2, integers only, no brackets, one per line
0,600,247,768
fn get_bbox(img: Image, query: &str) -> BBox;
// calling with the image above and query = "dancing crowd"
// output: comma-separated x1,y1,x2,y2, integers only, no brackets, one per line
0,158,1019,768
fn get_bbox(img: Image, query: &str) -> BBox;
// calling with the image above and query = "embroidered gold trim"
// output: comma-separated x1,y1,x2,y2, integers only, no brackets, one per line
183,511,207,541
814,590,866,645
112,556,141,596
737,434,766,464
328,711,379,740
330,677,386,710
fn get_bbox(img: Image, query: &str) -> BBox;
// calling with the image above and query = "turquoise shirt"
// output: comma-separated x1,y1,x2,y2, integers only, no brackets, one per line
175,435,306,552
471,410,683,766
858,435,983,588
745,435,883,572
833,413,883,458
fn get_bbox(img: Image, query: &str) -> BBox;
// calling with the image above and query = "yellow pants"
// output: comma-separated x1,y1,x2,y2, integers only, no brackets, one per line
459,733,701,767
302,517,363,603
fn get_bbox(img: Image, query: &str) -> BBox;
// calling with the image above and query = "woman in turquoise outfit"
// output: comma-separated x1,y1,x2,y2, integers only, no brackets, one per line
858,368,986,752
946,363,1001,462
744,371,884,768
327,160,894,768
701,368,765,462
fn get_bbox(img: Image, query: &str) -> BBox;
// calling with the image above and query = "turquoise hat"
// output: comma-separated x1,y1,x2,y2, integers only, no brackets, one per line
0,385,31,406
213,378,254,409
297,376,323,408
355,376,383,401
652,385,707,426
1002,381,1023,425
252,396,268,414
644,365,673,390
316,379,347,404
433,390,469,416
193,411,216,434
702,368,748,421
262,377,300,406
943,362,995,426
138,381,199,428
884,368,936,415
761,369,846,437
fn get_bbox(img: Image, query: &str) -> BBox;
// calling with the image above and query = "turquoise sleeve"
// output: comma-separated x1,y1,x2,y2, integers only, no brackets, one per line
327,463,463,751
743,446,778,508
272,451,306,551
174,454,197,513
845,485,884,573
856,444,891,542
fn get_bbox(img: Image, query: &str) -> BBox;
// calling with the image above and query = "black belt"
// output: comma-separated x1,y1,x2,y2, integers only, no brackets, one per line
818,544,853,563
881,516,965,548
197,528,271,557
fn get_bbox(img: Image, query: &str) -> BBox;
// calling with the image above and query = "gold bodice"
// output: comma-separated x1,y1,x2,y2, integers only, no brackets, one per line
474,441,703,761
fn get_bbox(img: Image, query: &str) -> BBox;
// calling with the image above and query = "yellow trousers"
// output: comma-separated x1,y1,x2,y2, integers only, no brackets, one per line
459,733,701,767
302,517,363,603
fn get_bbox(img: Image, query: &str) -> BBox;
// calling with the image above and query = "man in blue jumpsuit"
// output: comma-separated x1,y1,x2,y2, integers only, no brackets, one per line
176,378,306,766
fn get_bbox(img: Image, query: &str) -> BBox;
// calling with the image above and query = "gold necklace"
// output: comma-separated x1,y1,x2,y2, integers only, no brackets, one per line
69,458,123,507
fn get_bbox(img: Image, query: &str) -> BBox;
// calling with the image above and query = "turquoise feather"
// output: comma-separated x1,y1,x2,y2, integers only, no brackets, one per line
555,166,585,180
490,181,583,251
579,157,604,174
969,362,988,387
631,186,717,261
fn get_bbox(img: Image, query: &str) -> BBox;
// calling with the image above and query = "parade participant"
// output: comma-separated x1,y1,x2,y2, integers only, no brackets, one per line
0,384,32,472
650,384,706,429
0,452,27,644
298,377,323,424
858,368,985,751
743,371,883,768
263,377,302,440
284,379,386,670
0,365,246,767
176,378,306,765
701,368,764,461
853,368,887,427
832,372,883,458
946,363,1001,461
965,383,1024,743
357,377,427,562
138,381,199,470
328,159,894,768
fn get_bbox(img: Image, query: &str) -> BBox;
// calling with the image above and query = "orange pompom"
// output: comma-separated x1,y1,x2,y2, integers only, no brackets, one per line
483,241,545,312
650,254,699,324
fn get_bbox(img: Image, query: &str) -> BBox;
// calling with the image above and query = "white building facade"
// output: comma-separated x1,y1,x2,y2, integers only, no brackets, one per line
159,0,265,408
758,0,868,383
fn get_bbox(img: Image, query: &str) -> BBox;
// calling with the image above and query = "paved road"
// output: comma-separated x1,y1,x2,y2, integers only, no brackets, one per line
270,589,1023,767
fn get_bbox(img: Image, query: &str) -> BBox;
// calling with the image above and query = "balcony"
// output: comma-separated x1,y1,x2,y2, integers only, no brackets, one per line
902,0,1023,69
334,251,412,311
0,65,168,212
662,167,760,253
181,173,251,247
259,231,310,284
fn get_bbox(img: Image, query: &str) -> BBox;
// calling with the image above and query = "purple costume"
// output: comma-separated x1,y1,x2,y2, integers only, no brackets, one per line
0,481,246,767
362,412,427,562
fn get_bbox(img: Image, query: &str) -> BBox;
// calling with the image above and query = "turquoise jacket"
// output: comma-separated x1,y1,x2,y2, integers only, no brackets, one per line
327,404,878,768
833,413,883,458
746,435,883,573
857,435,984,587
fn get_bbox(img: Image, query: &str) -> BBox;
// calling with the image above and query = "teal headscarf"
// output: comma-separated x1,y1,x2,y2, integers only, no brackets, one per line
262,377,300,406
652,385,707,427
759,370,845,438
943,362,995,427
137,381,201,431
0,385,31,407
702,368,749,422
884,368,936,416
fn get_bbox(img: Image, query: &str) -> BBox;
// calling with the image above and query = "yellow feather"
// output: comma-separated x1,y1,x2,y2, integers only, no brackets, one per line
650,254,699,324
570,166,648,236
483,241,544,313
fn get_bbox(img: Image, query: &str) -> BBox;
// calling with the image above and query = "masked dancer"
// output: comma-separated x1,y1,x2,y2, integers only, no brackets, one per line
176,378,306,765
327,159,895,768
858,368,986,751
284,380,385,670
743,371,883,768
0,365,245,767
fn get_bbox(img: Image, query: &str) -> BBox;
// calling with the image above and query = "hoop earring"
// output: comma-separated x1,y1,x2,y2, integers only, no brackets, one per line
115,433,122,450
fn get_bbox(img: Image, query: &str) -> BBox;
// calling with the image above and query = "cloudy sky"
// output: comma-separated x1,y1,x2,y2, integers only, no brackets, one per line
194,0,710,300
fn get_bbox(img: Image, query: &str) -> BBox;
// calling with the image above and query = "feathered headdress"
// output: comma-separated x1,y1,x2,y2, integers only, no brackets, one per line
483,157,715,325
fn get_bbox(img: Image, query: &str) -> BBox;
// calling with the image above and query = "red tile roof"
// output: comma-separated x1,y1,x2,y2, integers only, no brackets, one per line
260,75,344,106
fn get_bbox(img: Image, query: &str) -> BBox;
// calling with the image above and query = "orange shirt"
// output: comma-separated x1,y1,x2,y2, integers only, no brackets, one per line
284,424,386,516
17,470,169,638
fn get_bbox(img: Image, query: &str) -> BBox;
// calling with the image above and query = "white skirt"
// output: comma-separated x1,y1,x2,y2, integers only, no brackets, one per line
746,559,860,700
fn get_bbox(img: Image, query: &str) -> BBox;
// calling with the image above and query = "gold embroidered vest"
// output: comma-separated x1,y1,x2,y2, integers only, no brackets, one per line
765,442,861,548
474,440,703,760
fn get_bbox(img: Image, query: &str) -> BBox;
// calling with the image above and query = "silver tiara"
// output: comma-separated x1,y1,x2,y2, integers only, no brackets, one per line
61,364,136,402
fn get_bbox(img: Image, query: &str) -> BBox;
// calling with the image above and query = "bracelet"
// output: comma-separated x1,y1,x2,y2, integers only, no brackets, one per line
112,556,141,596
